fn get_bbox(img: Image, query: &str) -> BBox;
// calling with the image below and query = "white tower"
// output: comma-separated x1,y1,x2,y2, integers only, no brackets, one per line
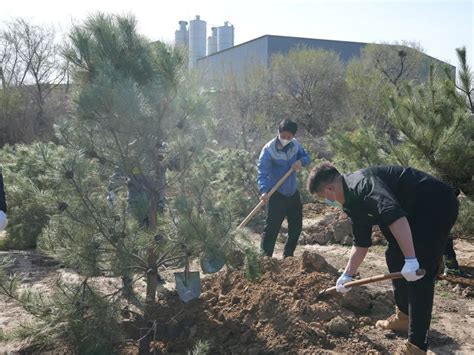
175,21,188,48
207,27,218,55
188,15,207,69
217,21,234,52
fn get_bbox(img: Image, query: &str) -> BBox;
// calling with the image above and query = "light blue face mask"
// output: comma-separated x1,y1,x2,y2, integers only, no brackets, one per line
324,198,342,209
324,191,343,209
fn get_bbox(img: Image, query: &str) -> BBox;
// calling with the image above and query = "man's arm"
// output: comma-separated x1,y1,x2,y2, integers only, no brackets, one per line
297,143,311,167
344,221,372,275
361,177,416,258
257,147,272,195
335,220,372,293
362,177,422,281
344,246,369,276
389,217,422,281
388,217,416,258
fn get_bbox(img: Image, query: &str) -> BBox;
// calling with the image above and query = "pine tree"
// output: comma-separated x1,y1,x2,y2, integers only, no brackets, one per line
387,51,473,197
57,13,213,352
0,13,256,353
329,47,473,237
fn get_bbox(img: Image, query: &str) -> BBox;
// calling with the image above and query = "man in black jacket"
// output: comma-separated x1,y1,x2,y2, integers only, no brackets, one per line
307,163,459,354
0,165,7,231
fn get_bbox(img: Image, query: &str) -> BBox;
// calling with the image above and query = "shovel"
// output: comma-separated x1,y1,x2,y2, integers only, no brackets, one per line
200,251,226,273
317,269,426,299
238,166,296,229
200,167,297,274
174,255,201,302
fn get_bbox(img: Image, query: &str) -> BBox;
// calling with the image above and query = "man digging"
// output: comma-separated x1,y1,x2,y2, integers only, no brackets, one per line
257,119,311,258
307,163,459,354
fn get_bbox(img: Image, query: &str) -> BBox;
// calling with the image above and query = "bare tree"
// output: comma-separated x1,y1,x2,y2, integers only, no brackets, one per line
345,42,445,135
270,47,348,137
361,42,433,88
0,18,67,144
211,64,272,151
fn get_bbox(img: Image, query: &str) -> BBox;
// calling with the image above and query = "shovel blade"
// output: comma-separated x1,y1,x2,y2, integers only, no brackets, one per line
174,271,201,302
200,254,225,274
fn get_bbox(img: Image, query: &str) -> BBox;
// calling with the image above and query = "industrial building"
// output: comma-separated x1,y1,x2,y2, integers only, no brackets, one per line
195,34,452,80
197,35,366,74
174,18,452,80
175,16,234,70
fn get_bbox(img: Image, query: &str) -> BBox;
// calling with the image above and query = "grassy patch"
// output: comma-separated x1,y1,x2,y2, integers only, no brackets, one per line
435,280,455,299
0,234,9,251
370,245,387,255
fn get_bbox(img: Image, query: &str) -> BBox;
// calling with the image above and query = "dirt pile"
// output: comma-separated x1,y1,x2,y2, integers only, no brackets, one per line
141,251,395,354
296,203,386,246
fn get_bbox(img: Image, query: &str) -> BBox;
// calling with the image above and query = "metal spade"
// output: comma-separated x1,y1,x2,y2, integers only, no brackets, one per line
174,255,201,302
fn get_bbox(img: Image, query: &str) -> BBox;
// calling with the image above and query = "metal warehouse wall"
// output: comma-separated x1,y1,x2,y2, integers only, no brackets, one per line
266,35,366,64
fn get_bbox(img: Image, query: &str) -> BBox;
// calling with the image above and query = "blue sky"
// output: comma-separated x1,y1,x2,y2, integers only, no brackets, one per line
2,0,473,69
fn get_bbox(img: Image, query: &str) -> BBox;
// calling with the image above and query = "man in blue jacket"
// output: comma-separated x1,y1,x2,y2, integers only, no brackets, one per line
257,119,311,258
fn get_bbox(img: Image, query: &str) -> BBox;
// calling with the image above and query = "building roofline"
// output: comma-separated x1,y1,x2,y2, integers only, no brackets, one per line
198,35,269,60
264,34,370,47
197,34,453,68
198,34,371,61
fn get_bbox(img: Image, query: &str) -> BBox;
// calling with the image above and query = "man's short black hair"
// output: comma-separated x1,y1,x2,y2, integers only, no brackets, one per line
307,163,341,194
279,119,297,135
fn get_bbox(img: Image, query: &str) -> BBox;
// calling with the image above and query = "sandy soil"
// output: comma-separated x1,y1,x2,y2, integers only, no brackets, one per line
0,205,472,354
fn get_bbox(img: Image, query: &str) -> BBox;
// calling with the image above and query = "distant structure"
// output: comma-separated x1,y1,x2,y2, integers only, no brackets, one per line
174,16,235,69
196,34,454,82
174,20,188,48
175,21,451,79
188,16,207,70
217,22,234,52
207,27,217,55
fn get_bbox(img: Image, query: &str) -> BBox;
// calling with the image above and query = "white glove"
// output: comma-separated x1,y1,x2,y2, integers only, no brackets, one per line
0,211,8,231
401,257,424,282
336,272,353,293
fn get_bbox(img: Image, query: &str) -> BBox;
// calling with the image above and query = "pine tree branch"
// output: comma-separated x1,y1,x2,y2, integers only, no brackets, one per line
67,176,148,270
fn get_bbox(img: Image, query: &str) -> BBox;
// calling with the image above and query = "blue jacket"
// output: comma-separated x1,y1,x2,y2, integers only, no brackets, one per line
257,137,311,197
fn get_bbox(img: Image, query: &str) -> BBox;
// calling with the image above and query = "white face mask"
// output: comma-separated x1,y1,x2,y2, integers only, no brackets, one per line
279,136,291,147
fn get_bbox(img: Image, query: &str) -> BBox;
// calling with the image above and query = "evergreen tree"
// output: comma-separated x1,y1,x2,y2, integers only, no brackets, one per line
330,47,473,237
0,13,257,353
387,50,473,197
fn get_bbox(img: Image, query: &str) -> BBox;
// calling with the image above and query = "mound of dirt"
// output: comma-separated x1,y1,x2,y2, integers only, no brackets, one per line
297,203,386,247
138,252,395,354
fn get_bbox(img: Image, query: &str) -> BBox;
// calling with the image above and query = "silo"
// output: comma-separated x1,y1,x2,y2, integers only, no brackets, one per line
207,27,217,55
188,15,207,69
217,21,234,52
175,21,188,48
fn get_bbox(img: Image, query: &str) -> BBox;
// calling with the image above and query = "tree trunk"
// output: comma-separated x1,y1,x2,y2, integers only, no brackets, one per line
139,198,158,354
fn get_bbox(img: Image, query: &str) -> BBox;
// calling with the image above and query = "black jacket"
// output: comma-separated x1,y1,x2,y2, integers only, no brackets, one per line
0,172,6,213
342,166,454,248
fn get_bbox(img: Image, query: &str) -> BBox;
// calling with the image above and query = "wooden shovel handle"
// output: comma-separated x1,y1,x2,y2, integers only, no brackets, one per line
238,167,296,229
319,269,426,296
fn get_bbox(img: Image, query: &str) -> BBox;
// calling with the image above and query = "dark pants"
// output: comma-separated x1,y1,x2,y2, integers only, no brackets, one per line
443,237,457,262
384,185,459,351
261,191,302,258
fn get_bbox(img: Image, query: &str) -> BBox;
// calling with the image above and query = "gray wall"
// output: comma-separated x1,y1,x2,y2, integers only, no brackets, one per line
267,35,366,64
196,35,455,83
197,36,269,81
